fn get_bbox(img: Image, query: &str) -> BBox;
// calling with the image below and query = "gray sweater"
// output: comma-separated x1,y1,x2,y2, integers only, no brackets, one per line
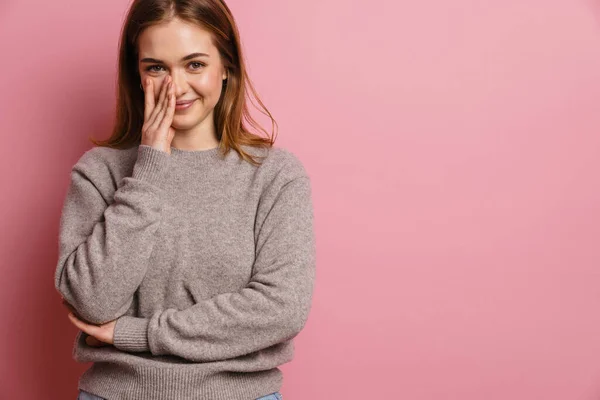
54,144,316,400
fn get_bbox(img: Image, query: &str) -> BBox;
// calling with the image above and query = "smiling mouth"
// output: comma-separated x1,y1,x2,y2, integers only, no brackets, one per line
175,99,197,111
176,99,196,105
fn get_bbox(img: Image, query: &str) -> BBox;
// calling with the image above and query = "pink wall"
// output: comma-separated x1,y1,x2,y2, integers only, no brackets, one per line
1,0,600,399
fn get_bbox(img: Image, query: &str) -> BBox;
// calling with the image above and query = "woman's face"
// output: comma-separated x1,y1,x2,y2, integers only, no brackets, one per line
137,17,228,132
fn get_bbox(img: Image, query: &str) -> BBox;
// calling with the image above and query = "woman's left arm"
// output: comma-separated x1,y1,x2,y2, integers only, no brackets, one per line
110,174,317,360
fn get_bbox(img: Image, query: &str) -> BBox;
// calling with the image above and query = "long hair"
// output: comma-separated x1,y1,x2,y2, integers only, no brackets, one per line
90,0,277,166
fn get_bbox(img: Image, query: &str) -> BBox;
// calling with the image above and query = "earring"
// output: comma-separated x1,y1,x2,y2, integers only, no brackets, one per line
139,83,143,90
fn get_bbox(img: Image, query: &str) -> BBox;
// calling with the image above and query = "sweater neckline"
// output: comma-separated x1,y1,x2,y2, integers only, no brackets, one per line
169,145,222,163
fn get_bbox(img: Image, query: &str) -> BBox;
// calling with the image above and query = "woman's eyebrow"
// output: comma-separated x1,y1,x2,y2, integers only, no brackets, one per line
140,52,210,63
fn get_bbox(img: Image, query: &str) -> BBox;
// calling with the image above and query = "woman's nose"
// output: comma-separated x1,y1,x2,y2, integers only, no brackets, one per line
170,74,187,96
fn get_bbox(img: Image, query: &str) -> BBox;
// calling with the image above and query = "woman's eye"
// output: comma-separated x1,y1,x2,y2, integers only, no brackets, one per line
146,65,164,72
189,62,205,70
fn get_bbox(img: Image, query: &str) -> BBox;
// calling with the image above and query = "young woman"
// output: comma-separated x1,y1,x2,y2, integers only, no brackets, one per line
54,1,315,399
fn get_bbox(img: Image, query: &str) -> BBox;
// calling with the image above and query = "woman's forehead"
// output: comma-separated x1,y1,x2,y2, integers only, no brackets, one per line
138,18,216,58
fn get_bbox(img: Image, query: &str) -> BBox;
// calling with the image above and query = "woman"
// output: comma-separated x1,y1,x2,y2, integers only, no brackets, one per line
54,1,315,399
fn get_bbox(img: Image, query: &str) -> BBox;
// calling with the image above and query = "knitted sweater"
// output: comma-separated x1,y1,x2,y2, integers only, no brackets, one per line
54,144,316,400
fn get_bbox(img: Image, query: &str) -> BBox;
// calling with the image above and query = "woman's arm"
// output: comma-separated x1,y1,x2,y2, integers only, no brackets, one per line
55,145,171,325
112,174,317,361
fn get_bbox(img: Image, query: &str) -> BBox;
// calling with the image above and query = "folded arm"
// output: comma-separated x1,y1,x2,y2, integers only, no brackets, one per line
113,174,316,361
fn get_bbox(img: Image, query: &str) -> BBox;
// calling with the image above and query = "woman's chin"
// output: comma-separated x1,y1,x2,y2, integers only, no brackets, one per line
171,118,198,131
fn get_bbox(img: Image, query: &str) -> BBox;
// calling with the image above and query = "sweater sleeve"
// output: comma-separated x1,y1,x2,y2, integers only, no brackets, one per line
113,174,316,362
54,145,172,325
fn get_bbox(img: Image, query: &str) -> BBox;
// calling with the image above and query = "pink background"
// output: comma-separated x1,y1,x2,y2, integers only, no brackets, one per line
1,0,600,399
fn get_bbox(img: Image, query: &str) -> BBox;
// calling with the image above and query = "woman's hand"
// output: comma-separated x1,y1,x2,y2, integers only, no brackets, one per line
141,76,176,154
67,312,116,347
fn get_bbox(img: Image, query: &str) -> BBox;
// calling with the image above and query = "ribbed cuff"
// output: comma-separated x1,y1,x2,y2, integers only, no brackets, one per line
113,316,150,353
132,145,172,188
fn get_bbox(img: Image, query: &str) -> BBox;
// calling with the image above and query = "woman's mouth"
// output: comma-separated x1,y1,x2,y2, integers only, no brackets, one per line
175,99,197,111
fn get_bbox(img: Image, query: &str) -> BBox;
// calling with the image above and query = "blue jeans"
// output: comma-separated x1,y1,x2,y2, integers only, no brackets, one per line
78,389,282,399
